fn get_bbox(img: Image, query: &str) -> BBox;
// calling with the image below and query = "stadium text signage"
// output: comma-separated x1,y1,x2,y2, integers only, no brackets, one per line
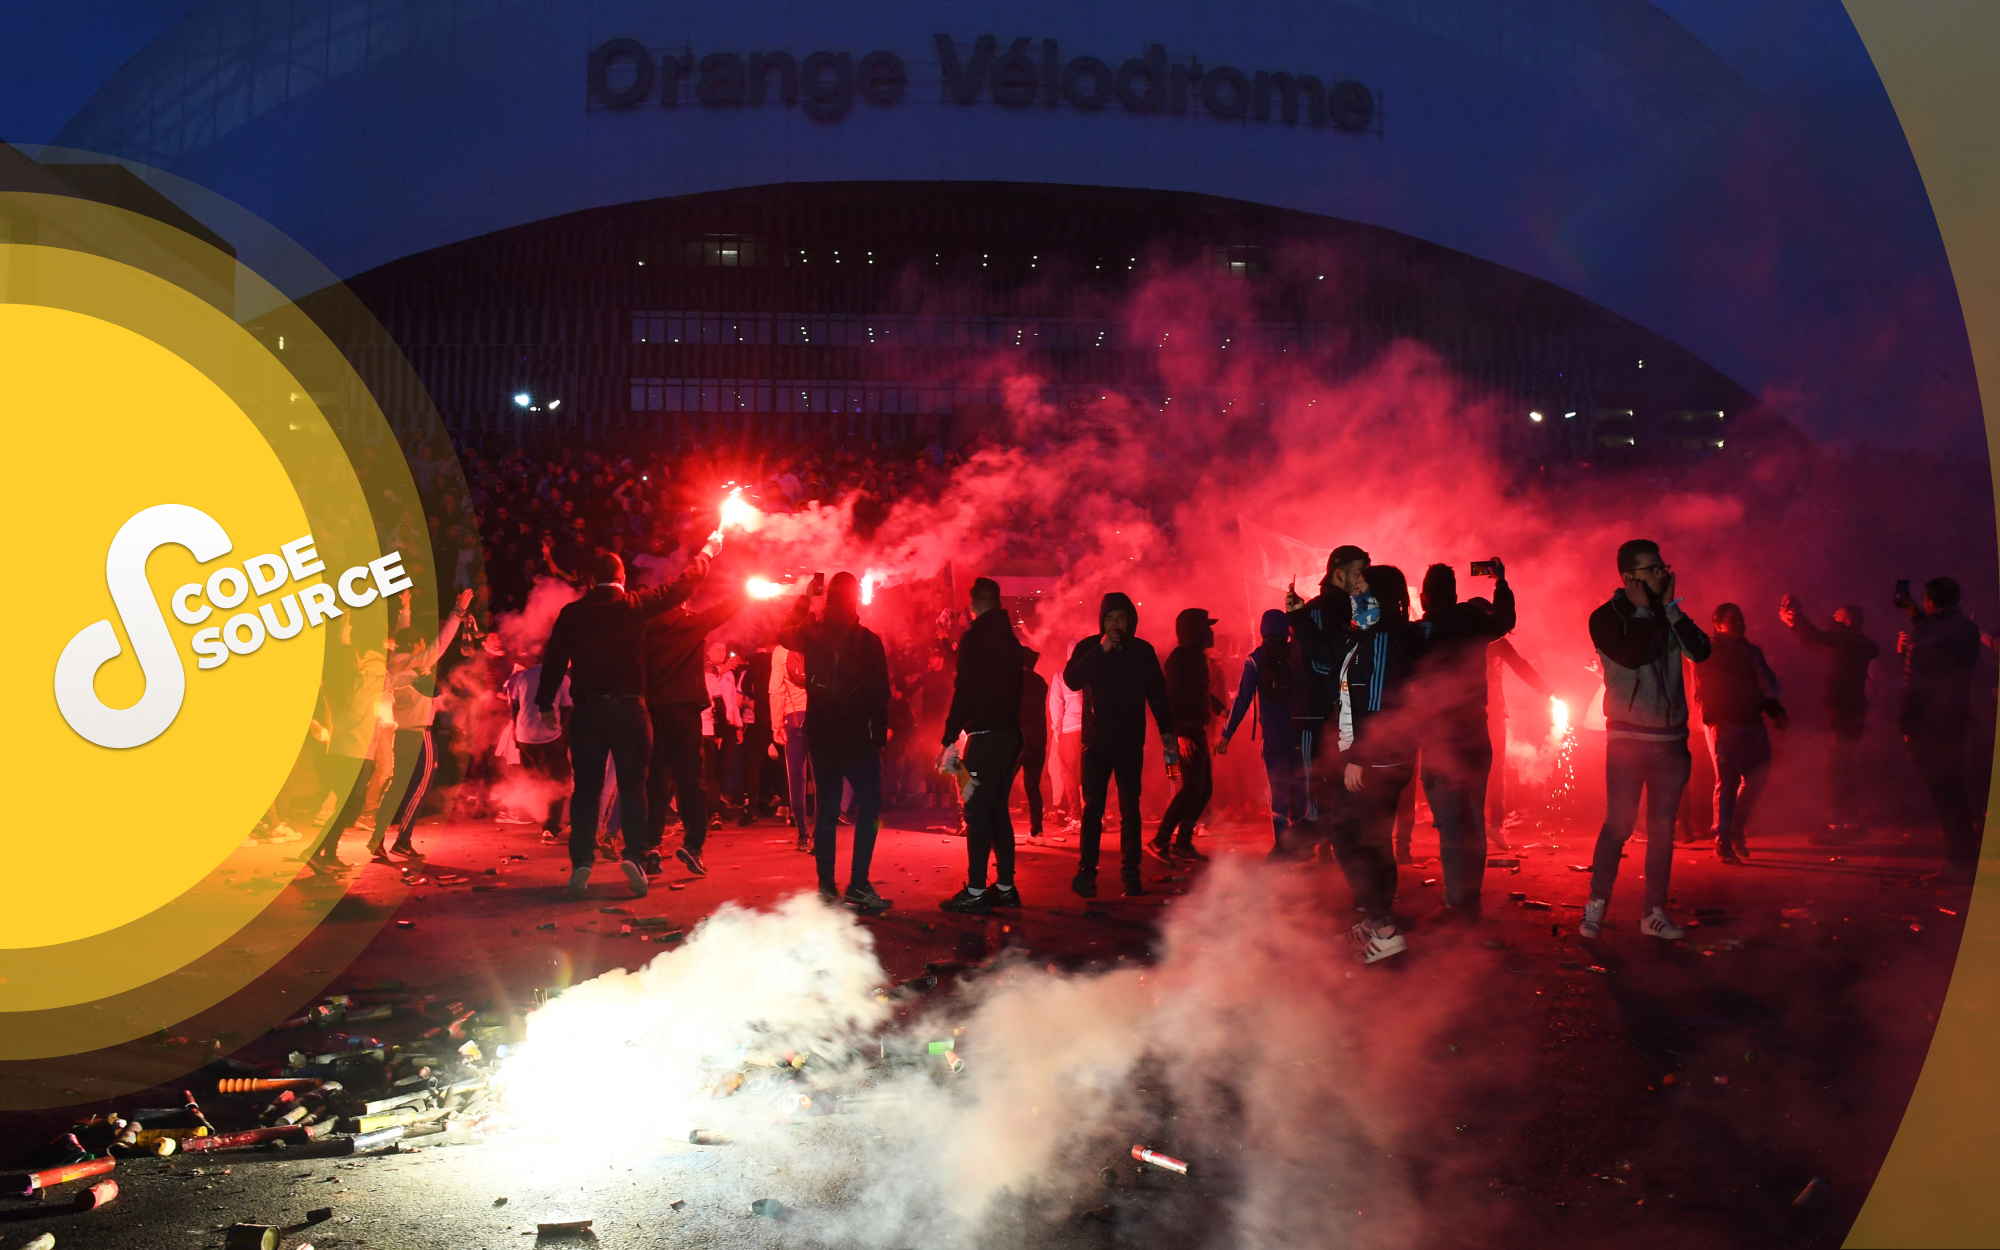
587,34,1376,132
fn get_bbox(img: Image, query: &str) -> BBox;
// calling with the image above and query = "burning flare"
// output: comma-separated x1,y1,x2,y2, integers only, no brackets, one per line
719,486,763,533
860,572,877,605
1550,696,1570,734
746,577,786,600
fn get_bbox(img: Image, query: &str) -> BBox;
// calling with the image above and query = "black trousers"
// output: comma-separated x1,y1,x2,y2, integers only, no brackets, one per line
568,695,651,868
1079,739,1145,878
384,728,435,844
647,704,709,856
1157,740,1214,847
1333,762,1415,923
1017,735,1048,833
963,730,1024,887
1907,728,1977,869
739,720,776,812
311,755,373,860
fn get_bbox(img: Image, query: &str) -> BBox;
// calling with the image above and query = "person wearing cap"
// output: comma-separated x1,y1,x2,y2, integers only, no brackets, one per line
1154,607,1226,862
1219,608,1308,857
1285,543,1371,857
1061,592,1179,898
778,572,894,911
938,577,1026,913
538,526,724,900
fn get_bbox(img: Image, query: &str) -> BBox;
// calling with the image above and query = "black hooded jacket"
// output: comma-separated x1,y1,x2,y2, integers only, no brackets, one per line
777,595,891,762
1062,592,1174,752
1288,588,1351,723
1417,581,1517,738
942,607,1025,744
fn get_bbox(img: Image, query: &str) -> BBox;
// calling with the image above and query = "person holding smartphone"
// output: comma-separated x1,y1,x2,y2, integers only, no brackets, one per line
1579,539,1712,941
1413,558,1517,918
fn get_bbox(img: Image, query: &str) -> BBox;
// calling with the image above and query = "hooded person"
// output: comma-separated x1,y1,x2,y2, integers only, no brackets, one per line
1414,560,1518,916
778,571,894,911
1220,608,1308,855
1061,591,1179,898
1154,607,1226,861
938,577,1027,914
1285,544,1369,856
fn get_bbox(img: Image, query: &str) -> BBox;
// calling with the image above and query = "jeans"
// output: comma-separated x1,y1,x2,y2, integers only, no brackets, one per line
783,713,812,837
384,728,435,846
1423,735,1493,909
1261,748,1309,844
1332,762,1414,924
1017,735,1047,833
1907,727,1976,869
1588,736,1692,911
1157,740,1213,848
1708,721,1773,844
1079,740,1145,878
963,730,1023,887
646,705,708,856
811,749,883,890
568,696,652,868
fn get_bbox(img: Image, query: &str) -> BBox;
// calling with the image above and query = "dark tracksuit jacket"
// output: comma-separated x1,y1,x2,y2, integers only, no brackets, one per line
1343,623,1427,769
1164,645,1222,742
1062,593,1174,757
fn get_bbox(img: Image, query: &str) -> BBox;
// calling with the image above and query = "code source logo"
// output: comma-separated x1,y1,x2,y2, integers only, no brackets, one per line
55,503,412,749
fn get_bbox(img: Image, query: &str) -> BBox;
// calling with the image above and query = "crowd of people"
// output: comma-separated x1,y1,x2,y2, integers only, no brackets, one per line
266,435,1987,965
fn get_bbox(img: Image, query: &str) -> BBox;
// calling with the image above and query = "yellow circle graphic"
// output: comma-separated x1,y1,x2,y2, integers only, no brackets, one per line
1,302,322,950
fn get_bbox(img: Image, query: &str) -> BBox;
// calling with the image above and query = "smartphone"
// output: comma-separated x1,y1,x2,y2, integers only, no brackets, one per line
1895,578,1911,602
809,572,826,596
1470,560,1498,578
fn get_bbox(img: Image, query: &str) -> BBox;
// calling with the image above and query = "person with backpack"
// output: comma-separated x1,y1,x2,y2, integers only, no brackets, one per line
1218,608,1308,858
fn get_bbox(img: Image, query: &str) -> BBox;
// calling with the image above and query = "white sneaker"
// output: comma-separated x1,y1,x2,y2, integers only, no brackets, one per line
1349,921,1407,964
1580,898,1607,938
1640,907,1685,940
621,859,649,898
567,866,591,899
266,822,304,844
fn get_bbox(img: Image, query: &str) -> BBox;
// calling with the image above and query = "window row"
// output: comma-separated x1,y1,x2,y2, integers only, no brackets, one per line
631,310,1346,353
